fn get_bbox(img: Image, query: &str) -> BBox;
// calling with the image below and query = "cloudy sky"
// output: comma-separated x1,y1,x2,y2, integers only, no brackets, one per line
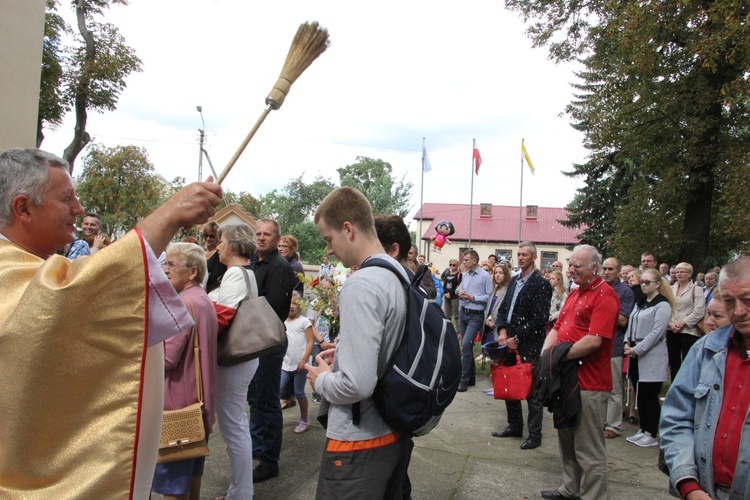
42,0,589,223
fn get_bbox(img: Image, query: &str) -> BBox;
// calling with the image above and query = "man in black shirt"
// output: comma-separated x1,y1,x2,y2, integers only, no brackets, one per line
247,218,295,482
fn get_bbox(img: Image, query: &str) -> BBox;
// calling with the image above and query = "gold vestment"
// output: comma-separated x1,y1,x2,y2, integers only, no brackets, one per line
0,231,163,498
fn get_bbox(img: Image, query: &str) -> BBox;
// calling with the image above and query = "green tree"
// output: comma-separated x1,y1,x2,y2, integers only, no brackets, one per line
337,157,412,218
220,191,261,217
560,153,650,257
507,0,750,268
76,144,163,236
39,0,142,172
259,175,335,263
38,0,68,147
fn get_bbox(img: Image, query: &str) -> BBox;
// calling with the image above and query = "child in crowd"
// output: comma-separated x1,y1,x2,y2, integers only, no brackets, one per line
280,291,314,433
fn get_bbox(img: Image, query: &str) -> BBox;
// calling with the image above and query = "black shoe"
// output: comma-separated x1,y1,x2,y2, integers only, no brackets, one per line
468,378,476,386
491,426,522,438
521,437,541,450
457,383,468,392
541,489,578,500
253,464,279,483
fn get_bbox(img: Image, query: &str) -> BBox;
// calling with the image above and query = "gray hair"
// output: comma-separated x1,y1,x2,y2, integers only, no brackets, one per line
518,241,538,256
166,242,207,284
0,149,69,227
573,244,603,273
719,257,750,286
218,224,257,259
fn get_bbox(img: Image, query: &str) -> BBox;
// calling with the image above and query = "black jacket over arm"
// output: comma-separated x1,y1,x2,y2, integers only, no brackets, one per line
496,269,553,359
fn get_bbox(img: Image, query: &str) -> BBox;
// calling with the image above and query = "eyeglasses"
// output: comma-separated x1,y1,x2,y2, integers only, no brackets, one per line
162,261,182,270
640,279,656,285
203,233,216,238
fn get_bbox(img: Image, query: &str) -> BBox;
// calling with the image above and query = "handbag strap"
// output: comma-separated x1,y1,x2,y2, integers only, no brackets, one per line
233,265,259,302
182,295,204,405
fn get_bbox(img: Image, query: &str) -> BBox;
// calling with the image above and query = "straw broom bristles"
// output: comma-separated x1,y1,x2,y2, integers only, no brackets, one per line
217,21,330,185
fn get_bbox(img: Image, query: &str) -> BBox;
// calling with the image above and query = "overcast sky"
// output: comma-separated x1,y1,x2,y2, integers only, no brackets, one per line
42,0,589,223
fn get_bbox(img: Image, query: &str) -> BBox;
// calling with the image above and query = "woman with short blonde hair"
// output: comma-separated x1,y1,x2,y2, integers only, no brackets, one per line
667,262,704,377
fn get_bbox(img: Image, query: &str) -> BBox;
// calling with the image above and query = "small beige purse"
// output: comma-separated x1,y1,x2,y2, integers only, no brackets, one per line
157,297,210,464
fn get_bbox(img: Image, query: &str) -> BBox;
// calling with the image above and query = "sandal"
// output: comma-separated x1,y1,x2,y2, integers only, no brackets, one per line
628,416,639,425
294,419,309,434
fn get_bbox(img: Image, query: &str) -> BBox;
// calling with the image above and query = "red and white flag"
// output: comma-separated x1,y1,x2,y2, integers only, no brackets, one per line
473,140,482,175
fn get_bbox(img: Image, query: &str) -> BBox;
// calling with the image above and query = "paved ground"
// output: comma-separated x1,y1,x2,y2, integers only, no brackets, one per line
155,372,673,500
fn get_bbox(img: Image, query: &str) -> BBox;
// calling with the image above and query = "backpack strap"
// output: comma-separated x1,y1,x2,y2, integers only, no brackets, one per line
351,257,415,426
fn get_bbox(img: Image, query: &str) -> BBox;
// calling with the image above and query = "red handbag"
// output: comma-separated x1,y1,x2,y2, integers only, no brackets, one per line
491,353,533,401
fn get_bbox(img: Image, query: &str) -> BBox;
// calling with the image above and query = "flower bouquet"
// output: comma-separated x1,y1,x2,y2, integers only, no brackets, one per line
298,273,341,342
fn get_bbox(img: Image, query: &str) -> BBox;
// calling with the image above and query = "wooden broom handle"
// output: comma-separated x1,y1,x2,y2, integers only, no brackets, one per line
216,105,272,185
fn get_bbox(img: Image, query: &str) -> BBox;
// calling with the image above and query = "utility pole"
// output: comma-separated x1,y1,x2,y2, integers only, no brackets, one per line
197,105,205,182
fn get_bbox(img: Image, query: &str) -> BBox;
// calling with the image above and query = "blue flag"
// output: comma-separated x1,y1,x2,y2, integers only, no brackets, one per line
422,146,432,173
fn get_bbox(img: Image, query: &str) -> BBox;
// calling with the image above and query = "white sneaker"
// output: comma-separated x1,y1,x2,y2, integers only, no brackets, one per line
626,430,644,443
635,432,659,448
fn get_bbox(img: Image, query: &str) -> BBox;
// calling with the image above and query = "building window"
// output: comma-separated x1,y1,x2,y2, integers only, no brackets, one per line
495,249,512,265
541,251,558,271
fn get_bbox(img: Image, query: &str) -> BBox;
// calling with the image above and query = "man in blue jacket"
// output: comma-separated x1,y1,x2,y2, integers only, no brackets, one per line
661,257,750,500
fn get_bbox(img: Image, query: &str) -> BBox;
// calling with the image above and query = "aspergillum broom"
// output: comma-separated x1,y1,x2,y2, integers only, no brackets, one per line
216,21,330,185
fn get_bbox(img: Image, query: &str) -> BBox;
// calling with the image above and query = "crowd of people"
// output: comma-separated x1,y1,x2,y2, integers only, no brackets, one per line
431,243,744,500
2,147,748,500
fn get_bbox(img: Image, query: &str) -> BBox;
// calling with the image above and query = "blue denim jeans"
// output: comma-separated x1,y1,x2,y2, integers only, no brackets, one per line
280,368,308,401
459,309,484,384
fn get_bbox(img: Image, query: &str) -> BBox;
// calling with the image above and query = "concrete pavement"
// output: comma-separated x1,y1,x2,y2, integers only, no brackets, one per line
155,375,672,499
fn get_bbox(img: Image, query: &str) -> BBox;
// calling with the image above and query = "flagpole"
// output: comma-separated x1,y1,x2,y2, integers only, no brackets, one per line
469,138,476,249
420,137,426,255
518,139,525,245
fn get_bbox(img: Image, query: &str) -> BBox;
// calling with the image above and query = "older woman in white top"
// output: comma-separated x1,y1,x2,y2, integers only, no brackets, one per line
666,262,705,378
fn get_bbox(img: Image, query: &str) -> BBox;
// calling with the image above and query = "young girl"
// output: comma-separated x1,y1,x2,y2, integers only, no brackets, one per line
547,271,568,334
280,291,315,433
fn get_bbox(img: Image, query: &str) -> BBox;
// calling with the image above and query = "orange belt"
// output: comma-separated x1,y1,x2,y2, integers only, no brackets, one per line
326,432,401,452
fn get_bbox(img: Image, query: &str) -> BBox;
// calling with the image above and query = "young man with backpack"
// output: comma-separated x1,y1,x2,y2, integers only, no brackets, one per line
306,187,413,499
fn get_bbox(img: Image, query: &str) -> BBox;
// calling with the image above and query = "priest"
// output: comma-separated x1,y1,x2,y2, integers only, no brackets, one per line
0,149,222,498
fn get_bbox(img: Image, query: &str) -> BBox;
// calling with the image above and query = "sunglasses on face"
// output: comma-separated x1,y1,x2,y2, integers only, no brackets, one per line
640,279,656,285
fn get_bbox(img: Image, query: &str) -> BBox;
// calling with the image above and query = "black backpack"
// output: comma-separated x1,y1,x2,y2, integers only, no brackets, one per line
356,258,462,437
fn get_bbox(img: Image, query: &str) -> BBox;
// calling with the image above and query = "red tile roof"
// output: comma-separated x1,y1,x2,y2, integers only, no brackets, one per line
414,203,581,245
